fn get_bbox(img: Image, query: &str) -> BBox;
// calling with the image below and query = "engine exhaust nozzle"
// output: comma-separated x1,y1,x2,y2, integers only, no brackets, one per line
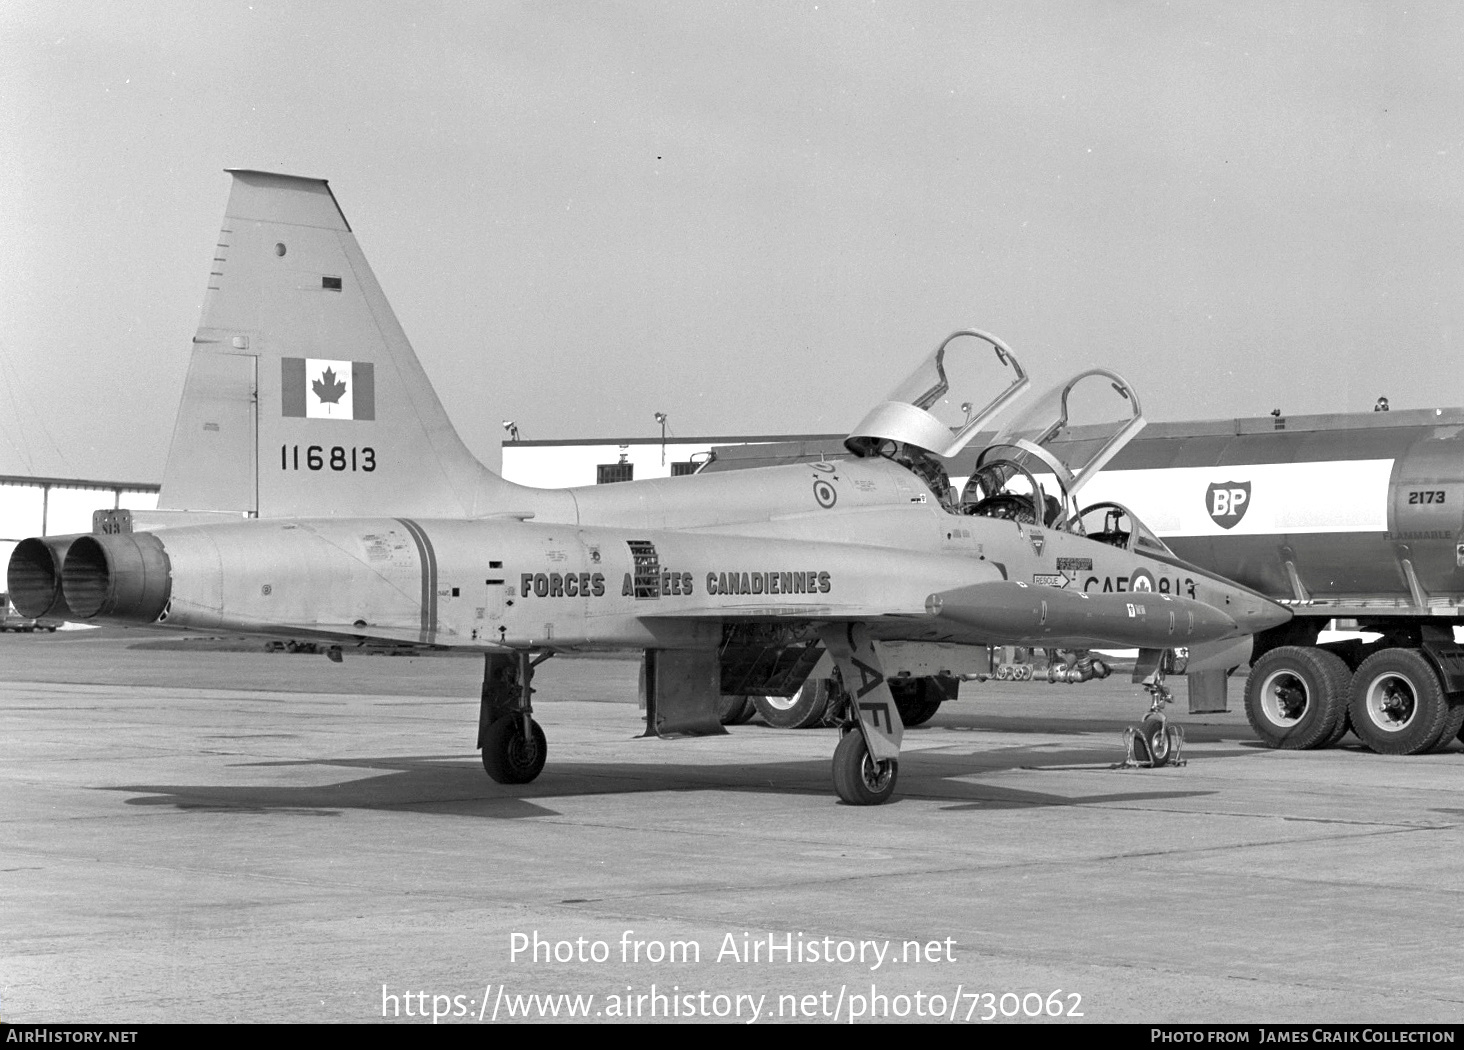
7,535,82,619
62,533,172,623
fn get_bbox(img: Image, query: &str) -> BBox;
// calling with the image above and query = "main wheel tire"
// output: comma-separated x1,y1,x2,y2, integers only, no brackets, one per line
1140,715,1173,767
716,693,756,726
753,679,831,729
889,679,942,727
481,714,547,784
1349,649,1450,755
1244,646,1350,749
831,730,897,805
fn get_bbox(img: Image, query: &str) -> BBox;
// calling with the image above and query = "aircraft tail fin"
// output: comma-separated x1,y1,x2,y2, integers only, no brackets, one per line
159,170,513,518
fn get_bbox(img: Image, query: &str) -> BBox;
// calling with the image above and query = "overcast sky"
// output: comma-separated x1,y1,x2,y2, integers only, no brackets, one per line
2,1,1461,482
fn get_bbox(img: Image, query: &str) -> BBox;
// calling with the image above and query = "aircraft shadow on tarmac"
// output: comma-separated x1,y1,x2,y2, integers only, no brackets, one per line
98,731,1222,817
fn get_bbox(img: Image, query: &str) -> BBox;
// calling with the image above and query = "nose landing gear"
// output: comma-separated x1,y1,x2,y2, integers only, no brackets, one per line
1120,667,1186,769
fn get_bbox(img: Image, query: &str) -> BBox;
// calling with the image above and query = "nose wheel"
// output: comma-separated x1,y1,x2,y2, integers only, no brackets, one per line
1120,667,1187,769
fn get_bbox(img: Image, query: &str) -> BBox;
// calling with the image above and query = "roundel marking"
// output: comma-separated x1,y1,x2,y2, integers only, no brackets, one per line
1130,568,1156,592
813,479,838,509
811,461,837,473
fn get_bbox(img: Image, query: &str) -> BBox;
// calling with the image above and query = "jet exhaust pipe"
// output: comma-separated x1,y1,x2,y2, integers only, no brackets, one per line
7,535,82,619
61,533,172,623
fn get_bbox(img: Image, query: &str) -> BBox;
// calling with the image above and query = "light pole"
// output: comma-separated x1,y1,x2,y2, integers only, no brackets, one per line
654,412,668,466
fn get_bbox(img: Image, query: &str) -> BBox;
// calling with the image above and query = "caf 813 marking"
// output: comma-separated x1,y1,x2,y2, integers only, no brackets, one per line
7,171,1288,804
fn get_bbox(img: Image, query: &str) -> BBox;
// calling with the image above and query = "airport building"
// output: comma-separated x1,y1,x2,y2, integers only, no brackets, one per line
0,474,159,569
497,434,847,488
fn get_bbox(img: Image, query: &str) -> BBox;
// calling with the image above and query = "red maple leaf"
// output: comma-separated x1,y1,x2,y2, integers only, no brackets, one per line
312,367,347,405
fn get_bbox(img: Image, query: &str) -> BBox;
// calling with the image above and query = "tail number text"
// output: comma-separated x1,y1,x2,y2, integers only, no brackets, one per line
281,444,377,472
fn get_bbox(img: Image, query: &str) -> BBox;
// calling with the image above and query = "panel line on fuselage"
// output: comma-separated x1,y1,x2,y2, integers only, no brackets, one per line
396,518,438,643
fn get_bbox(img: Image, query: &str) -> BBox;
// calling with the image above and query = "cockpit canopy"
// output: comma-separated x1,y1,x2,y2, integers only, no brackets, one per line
844,330,1029,460
1073,501,1175,557
844,330,1155,539
964,367,1146,524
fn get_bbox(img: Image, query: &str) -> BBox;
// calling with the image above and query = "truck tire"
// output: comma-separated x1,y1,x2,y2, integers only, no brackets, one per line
1324,710,1352,747
716,694,756,725
1348,648,1450,755
1244,646,1350,749
888,678,942,727
1432,700,1464,752
753,679,830,729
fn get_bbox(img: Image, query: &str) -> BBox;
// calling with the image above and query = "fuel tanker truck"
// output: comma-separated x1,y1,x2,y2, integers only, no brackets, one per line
707,405,1464,755
1071,405,1464,756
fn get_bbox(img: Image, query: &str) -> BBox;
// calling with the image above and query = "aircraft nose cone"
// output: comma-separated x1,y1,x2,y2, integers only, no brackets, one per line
1236,594,1292,633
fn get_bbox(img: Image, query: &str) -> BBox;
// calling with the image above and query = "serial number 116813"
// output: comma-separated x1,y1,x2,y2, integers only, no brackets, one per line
280,444,376,472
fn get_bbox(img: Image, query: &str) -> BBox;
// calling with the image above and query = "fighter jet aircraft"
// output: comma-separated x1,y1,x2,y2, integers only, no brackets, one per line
6,171,1290,804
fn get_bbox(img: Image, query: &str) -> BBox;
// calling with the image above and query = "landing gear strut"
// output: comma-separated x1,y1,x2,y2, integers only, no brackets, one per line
1121,665,1186,769
479,650,551,784
819,623,904,805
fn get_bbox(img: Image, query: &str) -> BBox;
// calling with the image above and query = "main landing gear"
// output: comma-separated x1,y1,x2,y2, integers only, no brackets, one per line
819,623,906,806
472,634,916,805
832,728,897,806
479,650,550,785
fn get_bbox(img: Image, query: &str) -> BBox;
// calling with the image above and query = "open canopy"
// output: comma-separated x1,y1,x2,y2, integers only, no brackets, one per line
844,330,1029,460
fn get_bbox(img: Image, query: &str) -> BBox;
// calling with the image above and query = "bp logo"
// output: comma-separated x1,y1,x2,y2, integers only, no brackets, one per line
1206,480,1251,529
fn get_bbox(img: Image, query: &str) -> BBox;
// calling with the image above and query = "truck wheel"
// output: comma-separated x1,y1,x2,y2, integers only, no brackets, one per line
1244,646,1350,749
889,678,942,727
1348,649,1450,755
753,679,830,729
1433,701,1464,752
716,694,756,725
